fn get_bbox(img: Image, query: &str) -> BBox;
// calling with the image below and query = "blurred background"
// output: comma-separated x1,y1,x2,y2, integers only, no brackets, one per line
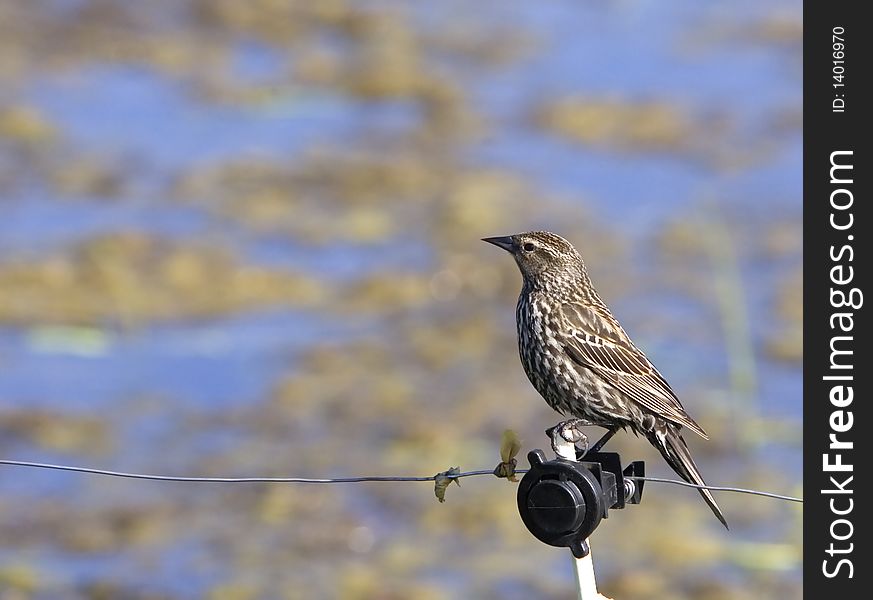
0,1,802,598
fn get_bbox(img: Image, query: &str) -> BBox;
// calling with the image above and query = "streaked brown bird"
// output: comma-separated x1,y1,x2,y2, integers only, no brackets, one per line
483,231,728,529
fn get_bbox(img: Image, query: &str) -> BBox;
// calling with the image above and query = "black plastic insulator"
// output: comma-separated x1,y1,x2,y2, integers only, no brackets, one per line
517,450,606,558
527,479,587,533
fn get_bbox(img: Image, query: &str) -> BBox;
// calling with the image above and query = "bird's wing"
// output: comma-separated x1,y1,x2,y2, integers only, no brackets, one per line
557,301,709,439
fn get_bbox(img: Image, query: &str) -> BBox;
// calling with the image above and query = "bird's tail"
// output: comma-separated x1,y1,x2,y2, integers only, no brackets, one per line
649,423,729,530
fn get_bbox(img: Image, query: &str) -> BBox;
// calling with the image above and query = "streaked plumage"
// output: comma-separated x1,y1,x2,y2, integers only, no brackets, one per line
484,230,728,529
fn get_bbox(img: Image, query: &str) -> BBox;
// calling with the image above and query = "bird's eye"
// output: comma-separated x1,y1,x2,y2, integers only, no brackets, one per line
522,242,536,252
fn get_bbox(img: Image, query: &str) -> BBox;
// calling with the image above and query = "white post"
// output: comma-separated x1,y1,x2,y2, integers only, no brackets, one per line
549,421,604,600
573,544,599,600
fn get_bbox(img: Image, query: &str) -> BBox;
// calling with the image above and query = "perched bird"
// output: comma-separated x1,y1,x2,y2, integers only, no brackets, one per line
483,231,728,529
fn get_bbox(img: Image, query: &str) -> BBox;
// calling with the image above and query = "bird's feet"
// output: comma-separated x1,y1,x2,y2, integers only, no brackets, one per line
546,419,590,461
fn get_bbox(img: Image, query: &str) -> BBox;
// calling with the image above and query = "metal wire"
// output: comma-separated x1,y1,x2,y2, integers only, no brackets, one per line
625,475,803,503
0,459,801,502
0,460,496,483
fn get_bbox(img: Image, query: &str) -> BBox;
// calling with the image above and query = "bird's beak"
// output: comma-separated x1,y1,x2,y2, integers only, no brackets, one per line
481,236,515,252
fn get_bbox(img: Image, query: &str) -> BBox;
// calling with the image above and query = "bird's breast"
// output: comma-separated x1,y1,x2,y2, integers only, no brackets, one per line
516,292,579,411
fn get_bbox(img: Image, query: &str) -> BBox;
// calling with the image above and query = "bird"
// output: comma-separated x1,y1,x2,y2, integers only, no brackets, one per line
483,230,728,529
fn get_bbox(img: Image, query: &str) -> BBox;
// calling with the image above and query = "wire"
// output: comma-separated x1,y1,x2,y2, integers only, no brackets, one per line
626,475,803,503
0,459,801,502
0,460,496,483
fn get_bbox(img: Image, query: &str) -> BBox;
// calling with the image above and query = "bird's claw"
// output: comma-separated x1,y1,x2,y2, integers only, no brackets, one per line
547,419,590,460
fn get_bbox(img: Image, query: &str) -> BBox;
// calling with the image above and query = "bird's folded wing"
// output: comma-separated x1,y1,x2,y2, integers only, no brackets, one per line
557,301,709,439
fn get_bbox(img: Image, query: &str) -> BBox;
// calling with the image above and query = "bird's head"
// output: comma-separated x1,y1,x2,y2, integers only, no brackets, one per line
482,231,585,286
